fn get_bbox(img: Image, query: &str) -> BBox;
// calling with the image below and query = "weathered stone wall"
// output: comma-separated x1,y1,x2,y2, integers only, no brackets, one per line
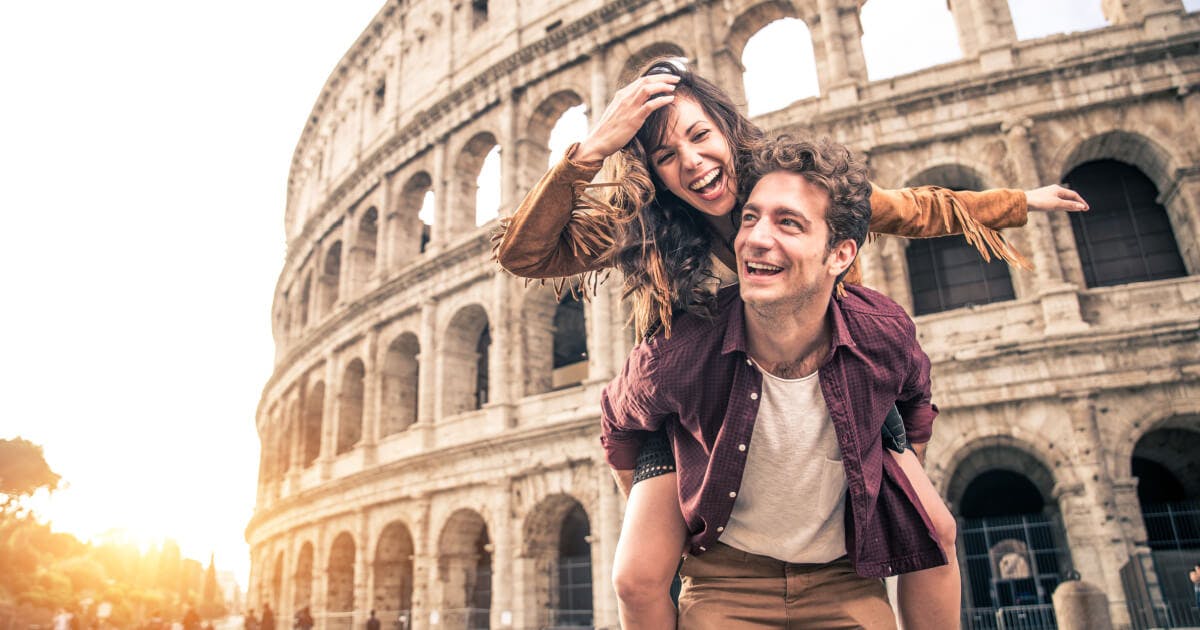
249,1,1200,628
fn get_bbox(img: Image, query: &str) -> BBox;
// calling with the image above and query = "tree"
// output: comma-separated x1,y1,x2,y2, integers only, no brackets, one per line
0,437,61,516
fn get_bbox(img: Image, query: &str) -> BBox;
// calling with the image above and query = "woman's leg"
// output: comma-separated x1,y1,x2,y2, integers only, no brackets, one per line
892,448,960,630
612,472,688,630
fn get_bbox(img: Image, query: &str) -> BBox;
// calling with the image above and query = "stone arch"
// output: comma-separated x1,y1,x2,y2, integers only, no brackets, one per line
373,521,415,617
389,171,433,269
337,359,365,454
293,541,314,612
737,10,820,114
616,42,689,87
552,293,588,389
436,509,492,627
938,431,1061,501
903,161,993,192
903,162,1015,314
327,532,356,618
441,304,491,416
1054,129,1181,195
1110,399,1200,480
350,206,379,291
302,380,324,467
452,131,500,231
520,90,587,191
859,0,961,80
725,2,803,64
523,494,593,628
380,332,419,437
319,241,343,317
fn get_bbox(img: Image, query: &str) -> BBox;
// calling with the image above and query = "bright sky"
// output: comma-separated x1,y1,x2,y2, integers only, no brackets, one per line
1,0,1185,592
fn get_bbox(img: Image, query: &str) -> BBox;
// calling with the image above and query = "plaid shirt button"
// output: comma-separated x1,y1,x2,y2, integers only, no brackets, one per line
750,392,758,400
717,526,724,532
738,444,746,452
729,491,737,498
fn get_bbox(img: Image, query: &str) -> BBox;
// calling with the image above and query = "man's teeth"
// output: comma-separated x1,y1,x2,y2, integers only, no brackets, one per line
689,168,720,191
747,262,782,273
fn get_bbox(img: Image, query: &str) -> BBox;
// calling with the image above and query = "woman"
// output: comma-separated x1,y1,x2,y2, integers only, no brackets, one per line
495,58,1086,629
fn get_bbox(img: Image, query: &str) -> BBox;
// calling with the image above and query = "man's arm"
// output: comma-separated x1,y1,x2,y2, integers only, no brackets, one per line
896,316,938,445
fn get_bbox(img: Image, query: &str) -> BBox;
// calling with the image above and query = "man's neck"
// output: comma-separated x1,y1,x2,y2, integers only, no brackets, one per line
743,295,833,379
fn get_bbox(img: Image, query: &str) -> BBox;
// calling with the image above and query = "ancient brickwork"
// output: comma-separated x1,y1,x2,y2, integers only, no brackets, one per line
249,1,1200,628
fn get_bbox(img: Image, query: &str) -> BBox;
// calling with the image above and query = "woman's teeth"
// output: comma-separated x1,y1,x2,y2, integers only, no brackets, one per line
689,168,721,192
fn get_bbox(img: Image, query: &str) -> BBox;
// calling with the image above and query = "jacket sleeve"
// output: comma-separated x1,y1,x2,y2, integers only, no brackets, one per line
493,144,616,279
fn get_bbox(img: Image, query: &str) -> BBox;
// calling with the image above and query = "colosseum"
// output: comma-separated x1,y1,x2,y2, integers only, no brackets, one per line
245,1,1200,628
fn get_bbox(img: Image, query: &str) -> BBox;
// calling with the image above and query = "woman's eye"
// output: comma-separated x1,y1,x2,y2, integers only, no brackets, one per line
655,152,674,165
693,130,709,142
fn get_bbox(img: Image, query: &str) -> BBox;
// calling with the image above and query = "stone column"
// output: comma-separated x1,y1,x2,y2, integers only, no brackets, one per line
592,465,623,629
430,139,450,250
1102,0,1184,28
319,356,339,480
488,273,515,410
1159,165,1200,275
362,327,382,465
588,48,609,128
355,510,370,630
947,0,1017,70
878,237,915,315
1055,393,1133,628
588,277,615,381
1053,580,1114,630
313,524,329,630
499,93,520,215
337,218,356,307
410,498,434,630
415,301,438,448
488,484,515,629
282,533,296,625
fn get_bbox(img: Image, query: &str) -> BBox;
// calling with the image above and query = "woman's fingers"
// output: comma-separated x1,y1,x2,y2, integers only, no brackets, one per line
577,75,678,163
1027,184,1090,212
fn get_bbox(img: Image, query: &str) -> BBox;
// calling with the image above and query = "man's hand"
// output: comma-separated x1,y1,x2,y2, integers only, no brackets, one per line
612,468,635,499
911,442,928,466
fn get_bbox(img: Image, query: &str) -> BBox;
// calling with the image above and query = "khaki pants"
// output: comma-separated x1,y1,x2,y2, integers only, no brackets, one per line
677,543,897,629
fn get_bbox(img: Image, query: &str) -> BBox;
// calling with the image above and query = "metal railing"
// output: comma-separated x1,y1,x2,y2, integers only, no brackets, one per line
1142,500,1200,551
435,608,490,629
1127,599,1200,629
544,608,593,629
962,605,1057,630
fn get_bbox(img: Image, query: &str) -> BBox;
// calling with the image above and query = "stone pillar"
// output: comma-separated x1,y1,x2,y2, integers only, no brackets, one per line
878,237,915,315
1053,580,1114,630
499,93,520,215
947,0,1017,69
1159,165,1200,275
489,485,515,629
362,328,381,465
337,218,356,307
1055,393,1134,627
588,277,615,381
415,301,438,447
488,273,515,409
811,0,861,106
592,465,623,629
282,533,296,625
313,524,330,630
588,49,609,127
355,510,370,630
410,498,434,630
1102,0,1184,27
319,356,339,480
430,139,450,250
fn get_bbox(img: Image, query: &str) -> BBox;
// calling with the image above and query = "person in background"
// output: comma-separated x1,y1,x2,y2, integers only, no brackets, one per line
366,610,380,630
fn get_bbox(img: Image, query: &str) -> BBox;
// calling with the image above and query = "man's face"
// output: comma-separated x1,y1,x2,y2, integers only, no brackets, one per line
735,171,855,314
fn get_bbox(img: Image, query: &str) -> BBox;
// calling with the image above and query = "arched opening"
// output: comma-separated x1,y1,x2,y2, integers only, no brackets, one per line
741,18,818,116
547,104,588,167
319,242,342,317
453,132,500,232
1131,424,1200,616
373,522,415,623
381,333,419,437
390,172,434,268
1063,159,1186,288
327,533,356,630
950,446,1069,626
442,305,490,416
1007,0,1108,40
904,166,1015,315
552,294,588,389
337,360,365,454
293,542,313,614
351,207,378,291
524,495,593,628
860,0,961,80
437,510,492,629
524,91,586,192
302,381,323,467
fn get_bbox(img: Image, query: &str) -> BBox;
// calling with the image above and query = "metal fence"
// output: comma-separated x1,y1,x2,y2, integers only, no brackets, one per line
545,608,594,629
1127,599,1200,630
436,608,490,629
1143,500,1200,551
962,605,1057,630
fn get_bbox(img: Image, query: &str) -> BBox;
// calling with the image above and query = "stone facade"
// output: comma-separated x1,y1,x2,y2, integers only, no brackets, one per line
248,1,1200,628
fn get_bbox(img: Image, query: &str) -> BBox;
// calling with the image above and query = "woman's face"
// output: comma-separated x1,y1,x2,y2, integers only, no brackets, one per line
645,96,737,218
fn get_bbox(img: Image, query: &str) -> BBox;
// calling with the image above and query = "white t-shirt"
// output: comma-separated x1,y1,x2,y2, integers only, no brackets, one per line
718,362,849,563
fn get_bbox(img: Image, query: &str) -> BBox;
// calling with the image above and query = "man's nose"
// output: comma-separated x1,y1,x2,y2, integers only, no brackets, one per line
743,219,775,249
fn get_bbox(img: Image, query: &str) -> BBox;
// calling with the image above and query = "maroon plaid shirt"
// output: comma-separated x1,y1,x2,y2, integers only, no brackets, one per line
600,284,945,578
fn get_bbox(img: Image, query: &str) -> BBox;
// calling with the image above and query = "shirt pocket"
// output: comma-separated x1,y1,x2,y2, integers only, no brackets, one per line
816,457,849,517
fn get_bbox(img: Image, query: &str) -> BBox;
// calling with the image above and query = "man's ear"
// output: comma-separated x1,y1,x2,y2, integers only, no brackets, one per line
827,239,858,278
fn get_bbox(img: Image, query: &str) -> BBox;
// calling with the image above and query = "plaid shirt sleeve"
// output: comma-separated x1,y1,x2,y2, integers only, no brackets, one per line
896,315,938,444
599,343,667,470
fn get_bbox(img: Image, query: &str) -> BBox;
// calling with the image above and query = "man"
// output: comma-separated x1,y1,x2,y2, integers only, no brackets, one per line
366,610,380,630
601,137,944,628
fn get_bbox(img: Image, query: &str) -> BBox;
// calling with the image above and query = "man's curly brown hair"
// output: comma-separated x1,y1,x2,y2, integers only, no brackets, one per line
737,135,873,254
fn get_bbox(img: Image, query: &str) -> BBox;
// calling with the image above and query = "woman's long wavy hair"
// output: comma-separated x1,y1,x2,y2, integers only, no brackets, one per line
606,58,764,339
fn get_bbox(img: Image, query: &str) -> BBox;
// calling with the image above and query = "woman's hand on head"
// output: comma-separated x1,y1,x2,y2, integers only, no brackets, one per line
575,74,679,165
1026,184,1089,213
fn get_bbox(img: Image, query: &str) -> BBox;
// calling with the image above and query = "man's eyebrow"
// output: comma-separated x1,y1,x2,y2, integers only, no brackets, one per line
778,207,812,228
